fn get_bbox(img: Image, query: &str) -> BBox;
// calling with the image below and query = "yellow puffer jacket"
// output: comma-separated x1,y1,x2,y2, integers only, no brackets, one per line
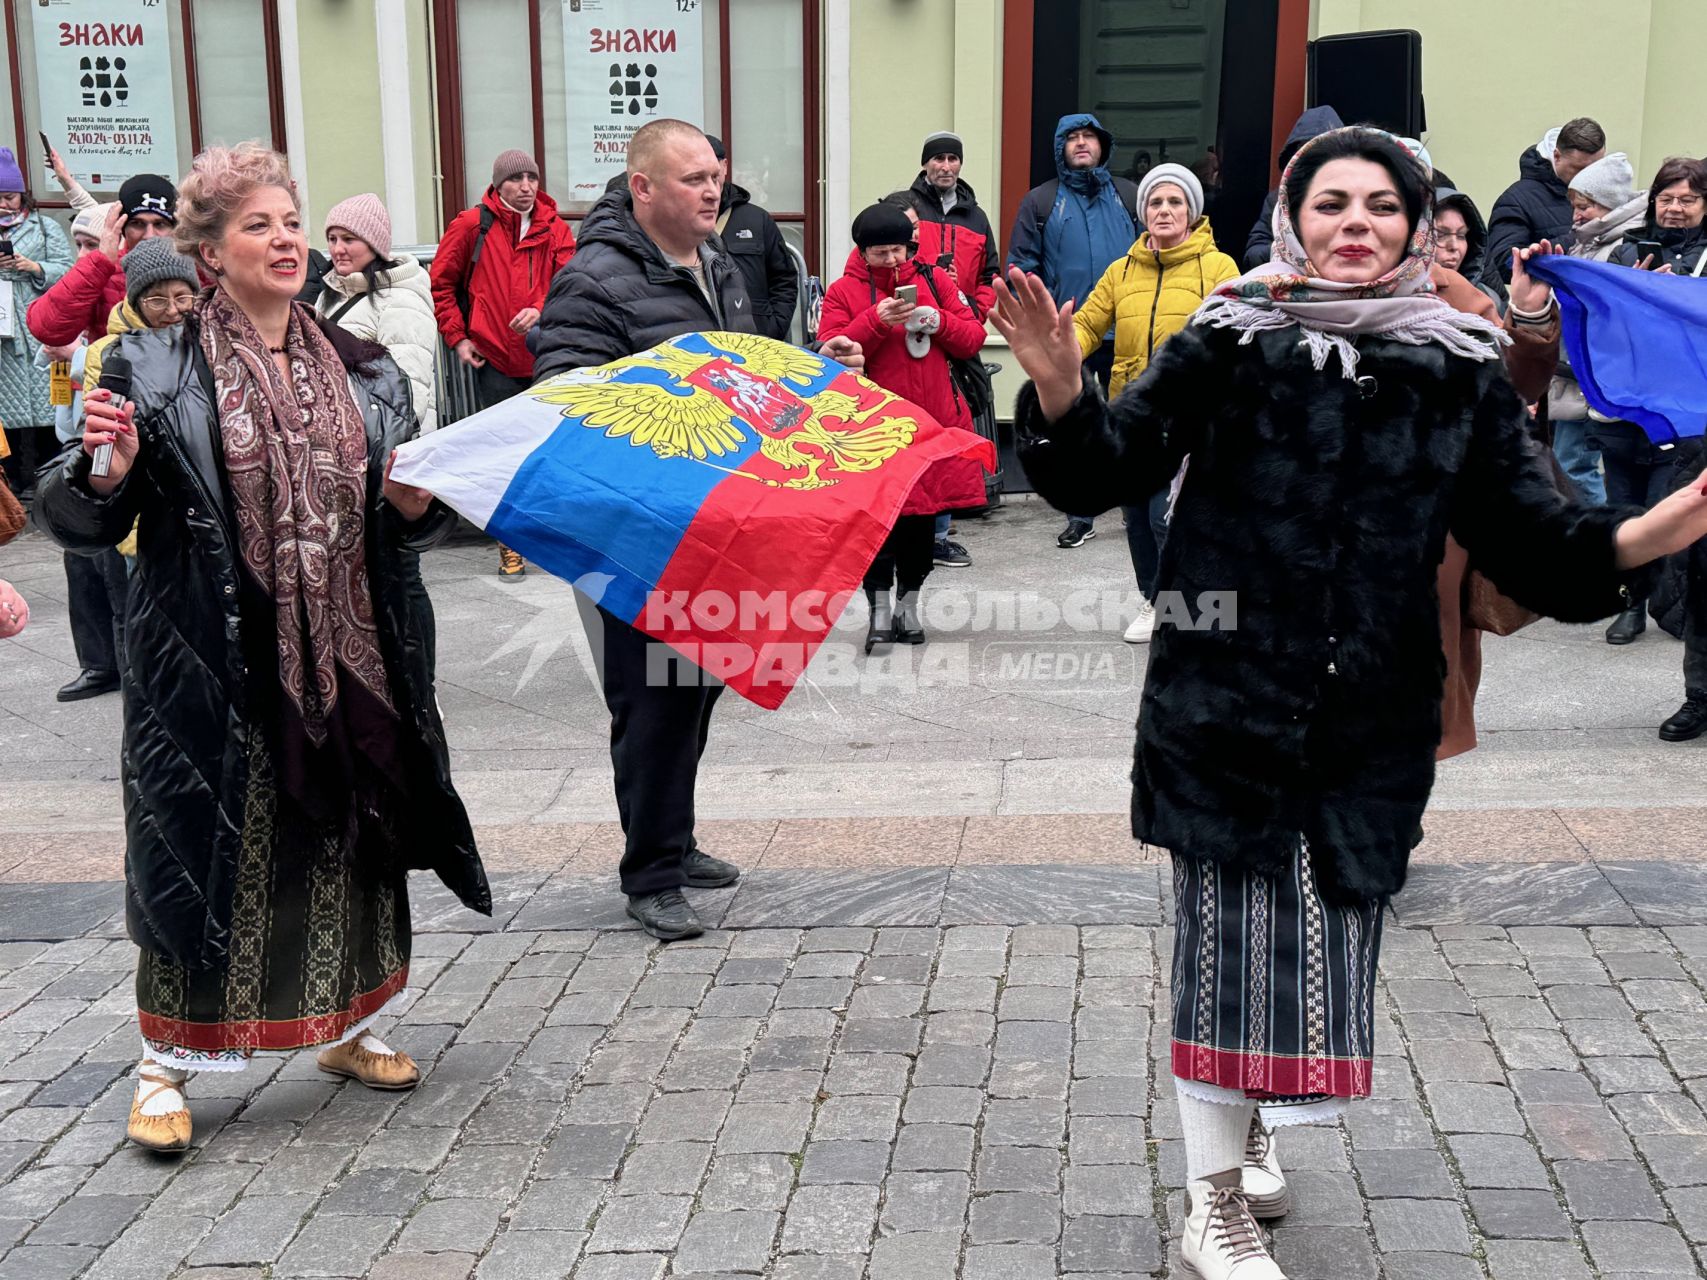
83,300,149,558
82,298,150,393
1073,218,1240,399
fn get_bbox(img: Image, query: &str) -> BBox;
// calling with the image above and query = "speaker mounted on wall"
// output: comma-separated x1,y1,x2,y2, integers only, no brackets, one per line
1307,29,1425,139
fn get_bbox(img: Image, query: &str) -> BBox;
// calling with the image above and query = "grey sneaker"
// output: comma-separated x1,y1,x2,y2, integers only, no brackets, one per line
683,848,740,888
626,889,704,941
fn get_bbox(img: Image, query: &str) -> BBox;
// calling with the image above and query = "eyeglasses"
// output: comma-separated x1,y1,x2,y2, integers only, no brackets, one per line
1434,230,1469,244
1657,194,1704,209
140,294,194,315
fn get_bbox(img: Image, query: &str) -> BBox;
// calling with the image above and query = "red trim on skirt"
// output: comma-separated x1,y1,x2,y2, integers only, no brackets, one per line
1172,1039,1374,1100
137,965,408,1053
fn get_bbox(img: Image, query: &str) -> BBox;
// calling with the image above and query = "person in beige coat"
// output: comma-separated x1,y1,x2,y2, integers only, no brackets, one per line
316,193,438,431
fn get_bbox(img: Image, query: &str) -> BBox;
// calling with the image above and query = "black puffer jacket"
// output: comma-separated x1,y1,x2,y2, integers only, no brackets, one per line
1243,106,1344,269
1482,146,1572,286
34,315,491,970
531,187,756,379
1608,221,1707,274
1017,323,1650,903
719,183,797,341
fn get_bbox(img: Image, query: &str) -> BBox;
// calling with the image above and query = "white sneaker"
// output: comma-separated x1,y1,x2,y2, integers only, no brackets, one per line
1123,599,1156,644
1242,1116,1290,1219
1180,1179,1288,1279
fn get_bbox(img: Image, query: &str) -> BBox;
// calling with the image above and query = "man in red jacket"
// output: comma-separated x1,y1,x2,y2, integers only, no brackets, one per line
27,174,176,346
430,148,577,578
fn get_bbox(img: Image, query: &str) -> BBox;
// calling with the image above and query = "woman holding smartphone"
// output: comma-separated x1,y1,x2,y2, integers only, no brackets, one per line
818,202,989,650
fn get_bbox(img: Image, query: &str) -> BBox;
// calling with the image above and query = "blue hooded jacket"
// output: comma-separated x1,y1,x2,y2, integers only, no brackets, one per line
1006,113,1139,312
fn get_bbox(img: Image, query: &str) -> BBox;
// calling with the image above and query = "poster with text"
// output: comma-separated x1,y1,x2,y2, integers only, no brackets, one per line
561,0,706,202
32,0,179,188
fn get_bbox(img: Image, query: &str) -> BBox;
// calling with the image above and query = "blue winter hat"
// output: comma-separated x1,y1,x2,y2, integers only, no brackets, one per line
0,148,25,194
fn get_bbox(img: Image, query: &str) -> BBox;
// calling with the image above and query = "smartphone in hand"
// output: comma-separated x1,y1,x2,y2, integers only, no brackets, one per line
895,284,917,306
1636,240,1664,268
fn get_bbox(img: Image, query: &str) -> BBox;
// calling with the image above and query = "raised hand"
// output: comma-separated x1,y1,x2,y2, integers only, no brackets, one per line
1510,239,1563,314
990,267,1081,422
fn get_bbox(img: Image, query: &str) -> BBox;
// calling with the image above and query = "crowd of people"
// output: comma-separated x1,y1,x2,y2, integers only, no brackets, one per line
1,106,1705,1280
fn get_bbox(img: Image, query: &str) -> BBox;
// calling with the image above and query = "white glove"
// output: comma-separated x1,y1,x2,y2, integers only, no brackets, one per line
904,305,941,335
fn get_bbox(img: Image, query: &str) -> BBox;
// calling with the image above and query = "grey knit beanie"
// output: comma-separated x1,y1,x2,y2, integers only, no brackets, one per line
123,236,201,309
1136,163,1204,224
1569,151,1635,212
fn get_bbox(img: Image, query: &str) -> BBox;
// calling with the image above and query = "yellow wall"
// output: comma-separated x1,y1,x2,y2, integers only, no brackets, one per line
1311,0,1707,210
848,0,1004,224
294,0,387,226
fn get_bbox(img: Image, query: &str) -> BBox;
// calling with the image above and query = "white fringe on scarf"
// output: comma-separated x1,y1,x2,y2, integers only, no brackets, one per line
1195,298,1510,380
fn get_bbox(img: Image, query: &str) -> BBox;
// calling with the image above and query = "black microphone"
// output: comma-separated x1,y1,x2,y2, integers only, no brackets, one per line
90,348,131,480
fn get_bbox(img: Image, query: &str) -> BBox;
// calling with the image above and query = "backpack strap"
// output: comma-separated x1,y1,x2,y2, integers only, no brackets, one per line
455,206,498,325
1033,176,1143,235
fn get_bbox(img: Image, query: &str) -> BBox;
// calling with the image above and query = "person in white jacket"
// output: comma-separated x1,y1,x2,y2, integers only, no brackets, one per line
315,193,438,431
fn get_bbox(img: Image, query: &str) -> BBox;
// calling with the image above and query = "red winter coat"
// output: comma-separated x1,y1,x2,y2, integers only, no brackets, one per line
909,173,1000,319
27,249,127,346
818,249,989,516
430,188,576,380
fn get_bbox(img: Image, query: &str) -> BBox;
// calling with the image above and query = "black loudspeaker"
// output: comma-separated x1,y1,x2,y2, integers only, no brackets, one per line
1307,29,1425,138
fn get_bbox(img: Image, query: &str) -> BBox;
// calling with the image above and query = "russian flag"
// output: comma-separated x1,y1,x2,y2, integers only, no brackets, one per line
390,331,996,708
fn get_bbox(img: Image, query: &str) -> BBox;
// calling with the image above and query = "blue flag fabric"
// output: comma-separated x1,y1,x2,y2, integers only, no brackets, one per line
1527,254,1707,444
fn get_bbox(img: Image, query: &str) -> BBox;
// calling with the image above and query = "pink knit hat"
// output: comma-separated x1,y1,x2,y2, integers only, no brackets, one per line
324,193,392,260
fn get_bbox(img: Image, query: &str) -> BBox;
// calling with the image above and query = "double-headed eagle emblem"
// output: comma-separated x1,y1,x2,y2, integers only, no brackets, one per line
530,331,921,490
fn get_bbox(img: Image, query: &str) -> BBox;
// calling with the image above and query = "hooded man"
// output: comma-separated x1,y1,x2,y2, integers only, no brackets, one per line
1006,113,1140,314
1242,105,1343,269
1481,118,1606,287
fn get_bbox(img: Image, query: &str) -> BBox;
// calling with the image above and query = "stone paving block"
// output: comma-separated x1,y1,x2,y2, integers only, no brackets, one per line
637,1090,732,1143
671,1209,781,1273
613,1141,713,1195
1380,1255,1485,1280
1485,1240,1595,1279
967,1192,1060,1245
1069,1115,1147,1165
271,1212,396,1278
1582,1221,1701,1274
737,1070,824,1104
1070,1076,1148,1117
1349,1147,1456,1199
1566,1018,1659,1056
1269,1225,1378,1280
1611,1091,1707,1135
189,1194,315,1266
25,1194,146,1247
1629,1131,1707,1185
1063,1163,1149,1217
473,1229,586,1279
1367,1198,1472,1254
815,1095,900,1142
1468,1188,1574,1239
976,1145,1061,1194
1528,1103,1637,1162
769,1257,864,1280
1409,1039,1504,1083
961,1243,1059,1279
778,1185,879,1254
867,1229,960,1280
537,1124,634,1180
1345,1097,1435,1150
698,1153,796,1213
0,1245,102,1279
800,1139,890,1186
1423,1081,1527,1134
585,1193,693,1253
879,1171,970,1235
1588,1055,1683,1095
717,1102,813,1154
1278,1171,1364,1227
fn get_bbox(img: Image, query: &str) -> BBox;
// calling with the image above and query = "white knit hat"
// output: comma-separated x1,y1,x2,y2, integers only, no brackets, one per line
1569,152,1635,213
71,202,112,242
1136,163,1204,224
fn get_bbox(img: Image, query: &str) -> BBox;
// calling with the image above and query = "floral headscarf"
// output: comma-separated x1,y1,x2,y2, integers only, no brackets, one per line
1196,126,1508,376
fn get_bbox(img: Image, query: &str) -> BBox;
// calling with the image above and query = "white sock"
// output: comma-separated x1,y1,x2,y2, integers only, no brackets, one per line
1178,1081,1255,1184
136,1063,188,1117
355,1031,394,1055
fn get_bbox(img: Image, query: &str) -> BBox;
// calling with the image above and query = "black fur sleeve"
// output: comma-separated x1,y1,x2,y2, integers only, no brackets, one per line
1452,374,1656,621
1014,324,1213,518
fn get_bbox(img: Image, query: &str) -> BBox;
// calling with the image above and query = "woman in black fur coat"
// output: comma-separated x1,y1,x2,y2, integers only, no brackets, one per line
994,127,1707,1280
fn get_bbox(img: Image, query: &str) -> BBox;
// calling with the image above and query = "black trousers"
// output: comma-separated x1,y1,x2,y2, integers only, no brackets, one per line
864,514,936,595
581,600,724,896
65,549,128,675
474,363,531,409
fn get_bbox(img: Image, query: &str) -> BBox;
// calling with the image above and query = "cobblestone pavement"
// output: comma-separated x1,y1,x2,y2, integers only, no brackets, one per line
4,502,1707,1277
0,864,1705,1279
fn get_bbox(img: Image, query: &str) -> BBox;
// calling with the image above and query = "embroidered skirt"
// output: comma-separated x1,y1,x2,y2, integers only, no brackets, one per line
1169,846,1385,1118
137,739,410,1071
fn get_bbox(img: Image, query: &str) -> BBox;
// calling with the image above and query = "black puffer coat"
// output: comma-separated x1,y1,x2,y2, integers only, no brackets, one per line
531,187,756,379
719,182,798,341
1482,146,1572,286
1017,323,1651,903
35,315,491,970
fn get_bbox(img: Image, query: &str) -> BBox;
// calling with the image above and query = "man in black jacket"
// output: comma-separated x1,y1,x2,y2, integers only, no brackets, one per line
533,118,859,941
1481,118,1605,287
1243,105,1343,269
706,134,797,340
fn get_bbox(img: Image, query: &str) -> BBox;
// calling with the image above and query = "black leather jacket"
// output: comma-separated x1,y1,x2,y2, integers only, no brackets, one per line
35,314,490,970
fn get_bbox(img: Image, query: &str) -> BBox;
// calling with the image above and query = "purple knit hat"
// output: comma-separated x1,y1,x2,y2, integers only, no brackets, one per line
324,193,392,260
0,147,25,194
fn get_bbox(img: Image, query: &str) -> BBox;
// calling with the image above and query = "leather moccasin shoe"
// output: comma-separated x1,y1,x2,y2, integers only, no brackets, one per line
317,1039,420,1090
127,1072,192,1153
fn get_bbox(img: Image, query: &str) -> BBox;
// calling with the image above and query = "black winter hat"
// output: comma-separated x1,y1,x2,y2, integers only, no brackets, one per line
852,203,914,251
920,130,964,167
118,173,176,223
